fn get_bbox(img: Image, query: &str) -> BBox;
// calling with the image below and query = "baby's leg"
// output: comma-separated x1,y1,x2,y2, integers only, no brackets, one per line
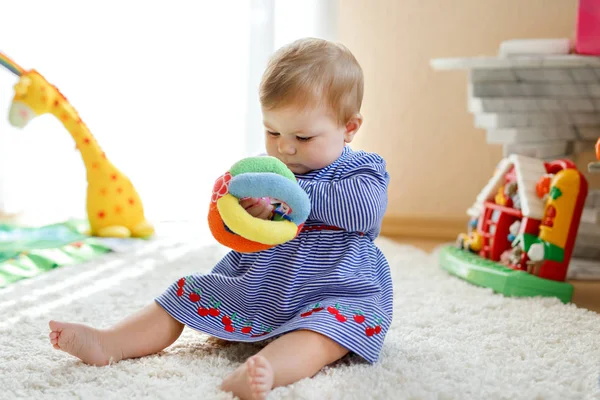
221,330,348,400
49,302,183,366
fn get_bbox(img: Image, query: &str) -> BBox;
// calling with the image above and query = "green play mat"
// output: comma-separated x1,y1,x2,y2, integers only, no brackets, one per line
0,220,112,288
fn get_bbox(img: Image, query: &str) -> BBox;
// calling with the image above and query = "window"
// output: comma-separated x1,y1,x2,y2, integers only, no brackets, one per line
0,0,337,228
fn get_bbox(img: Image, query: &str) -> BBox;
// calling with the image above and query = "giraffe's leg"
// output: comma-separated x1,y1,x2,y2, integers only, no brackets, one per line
95,226,132,238
131,220,155,238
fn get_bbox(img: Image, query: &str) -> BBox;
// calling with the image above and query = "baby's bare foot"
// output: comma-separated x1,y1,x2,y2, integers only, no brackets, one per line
48,320,118,366
221,355,274,400
246,355,274,400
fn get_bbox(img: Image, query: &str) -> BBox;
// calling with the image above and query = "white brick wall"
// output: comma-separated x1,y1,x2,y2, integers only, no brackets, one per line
581,208,600,225
502,141,569,159
487,127,576,144
468,96,597,113
466,64,600,159
585,190,600,209
474,112,600,129
567,257,600,279
470,82,596,98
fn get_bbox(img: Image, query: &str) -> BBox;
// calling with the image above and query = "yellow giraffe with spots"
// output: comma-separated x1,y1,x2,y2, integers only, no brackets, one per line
7,69,154,238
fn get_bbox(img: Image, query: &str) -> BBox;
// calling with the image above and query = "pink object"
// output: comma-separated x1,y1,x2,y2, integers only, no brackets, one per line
575,0,600,55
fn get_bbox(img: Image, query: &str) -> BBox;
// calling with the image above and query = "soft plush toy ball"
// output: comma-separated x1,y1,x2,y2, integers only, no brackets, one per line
208,156,311,253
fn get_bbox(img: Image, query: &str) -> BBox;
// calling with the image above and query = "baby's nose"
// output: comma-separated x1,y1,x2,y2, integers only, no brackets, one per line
278,141,296,155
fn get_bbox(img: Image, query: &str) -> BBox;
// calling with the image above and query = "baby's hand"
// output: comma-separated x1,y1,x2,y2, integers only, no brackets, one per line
240,197,274,220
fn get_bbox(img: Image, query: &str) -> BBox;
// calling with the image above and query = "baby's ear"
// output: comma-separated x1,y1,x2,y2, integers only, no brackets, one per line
344,114,363,143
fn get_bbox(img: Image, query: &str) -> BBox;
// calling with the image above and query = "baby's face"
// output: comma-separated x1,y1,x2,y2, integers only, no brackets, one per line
262,103,356,174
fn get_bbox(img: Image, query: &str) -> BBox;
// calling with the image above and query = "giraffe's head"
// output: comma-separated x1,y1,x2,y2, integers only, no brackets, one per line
8,70,58,128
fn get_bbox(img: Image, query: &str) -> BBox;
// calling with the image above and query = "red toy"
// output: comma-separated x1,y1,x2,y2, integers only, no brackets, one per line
468,156,587,281
447,154,589,303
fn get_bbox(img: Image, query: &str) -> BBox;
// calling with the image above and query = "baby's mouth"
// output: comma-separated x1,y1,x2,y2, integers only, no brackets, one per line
286,163,304,170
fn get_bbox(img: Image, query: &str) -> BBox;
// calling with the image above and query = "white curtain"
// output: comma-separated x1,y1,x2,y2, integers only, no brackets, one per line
0,0,337,227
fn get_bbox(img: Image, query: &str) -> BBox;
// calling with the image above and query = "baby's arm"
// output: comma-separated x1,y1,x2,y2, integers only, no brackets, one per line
300,156,389,233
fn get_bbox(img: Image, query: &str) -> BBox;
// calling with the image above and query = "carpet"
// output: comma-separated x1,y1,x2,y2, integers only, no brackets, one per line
0,236,599,400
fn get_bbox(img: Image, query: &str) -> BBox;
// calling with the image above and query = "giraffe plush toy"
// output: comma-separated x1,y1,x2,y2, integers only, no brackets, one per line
1,54,154,238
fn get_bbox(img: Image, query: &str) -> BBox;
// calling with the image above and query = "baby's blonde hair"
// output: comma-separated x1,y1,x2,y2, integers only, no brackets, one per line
259,37,364,126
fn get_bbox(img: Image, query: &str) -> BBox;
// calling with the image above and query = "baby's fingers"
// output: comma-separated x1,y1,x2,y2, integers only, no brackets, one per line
240,198,259,209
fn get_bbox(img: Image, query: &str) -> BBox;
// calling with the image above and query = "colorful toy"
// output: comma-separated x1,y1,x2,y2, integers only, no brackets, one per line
208,156,311,253
0,52,154,238
442,154,588,303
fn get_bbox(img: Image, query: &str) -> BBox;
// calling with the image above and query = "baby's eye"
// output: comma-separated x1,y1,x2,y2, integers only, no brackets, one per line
296,136,312,142
267,131,280,137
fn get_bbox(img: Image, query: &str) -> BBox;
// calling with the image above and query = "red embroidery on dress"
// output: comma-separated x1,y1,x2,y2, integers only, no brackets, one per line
177,277,383,338
177,278,274,336
300,302,324,317
301,225,365,236
301,302,384,337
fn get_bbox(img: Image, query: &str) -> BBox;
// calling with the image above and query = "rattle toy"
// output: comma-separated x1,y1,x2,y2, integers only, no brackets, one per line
208,156,311,252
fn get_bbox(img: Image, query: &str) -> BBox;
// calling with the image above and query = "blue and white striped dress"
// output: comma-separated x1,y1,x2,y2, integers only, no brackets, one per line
155,146,393,363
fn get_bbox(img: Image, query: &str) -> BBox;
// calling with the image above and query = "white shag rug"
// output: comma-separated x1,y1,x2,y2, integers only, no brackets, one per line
1,236,599,400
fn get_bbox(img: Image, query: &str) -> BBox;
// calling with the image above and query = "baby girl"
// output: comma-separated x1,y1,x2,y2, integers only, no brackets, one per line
49,37,392,400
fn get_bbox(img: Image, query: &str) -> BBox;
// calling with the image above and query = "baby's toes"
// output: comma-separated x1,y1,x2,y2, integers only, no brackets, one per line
49,331,60,345
246,358,256,382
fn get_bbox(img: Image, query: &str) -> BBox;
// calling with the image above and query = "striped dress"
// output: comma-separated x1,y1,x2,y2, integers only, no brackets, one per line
155,146,393,363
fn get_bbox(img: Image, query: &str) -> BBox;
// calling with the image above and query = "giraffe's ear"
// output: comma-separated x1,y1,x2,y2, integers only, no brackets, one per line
14,76,32,96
